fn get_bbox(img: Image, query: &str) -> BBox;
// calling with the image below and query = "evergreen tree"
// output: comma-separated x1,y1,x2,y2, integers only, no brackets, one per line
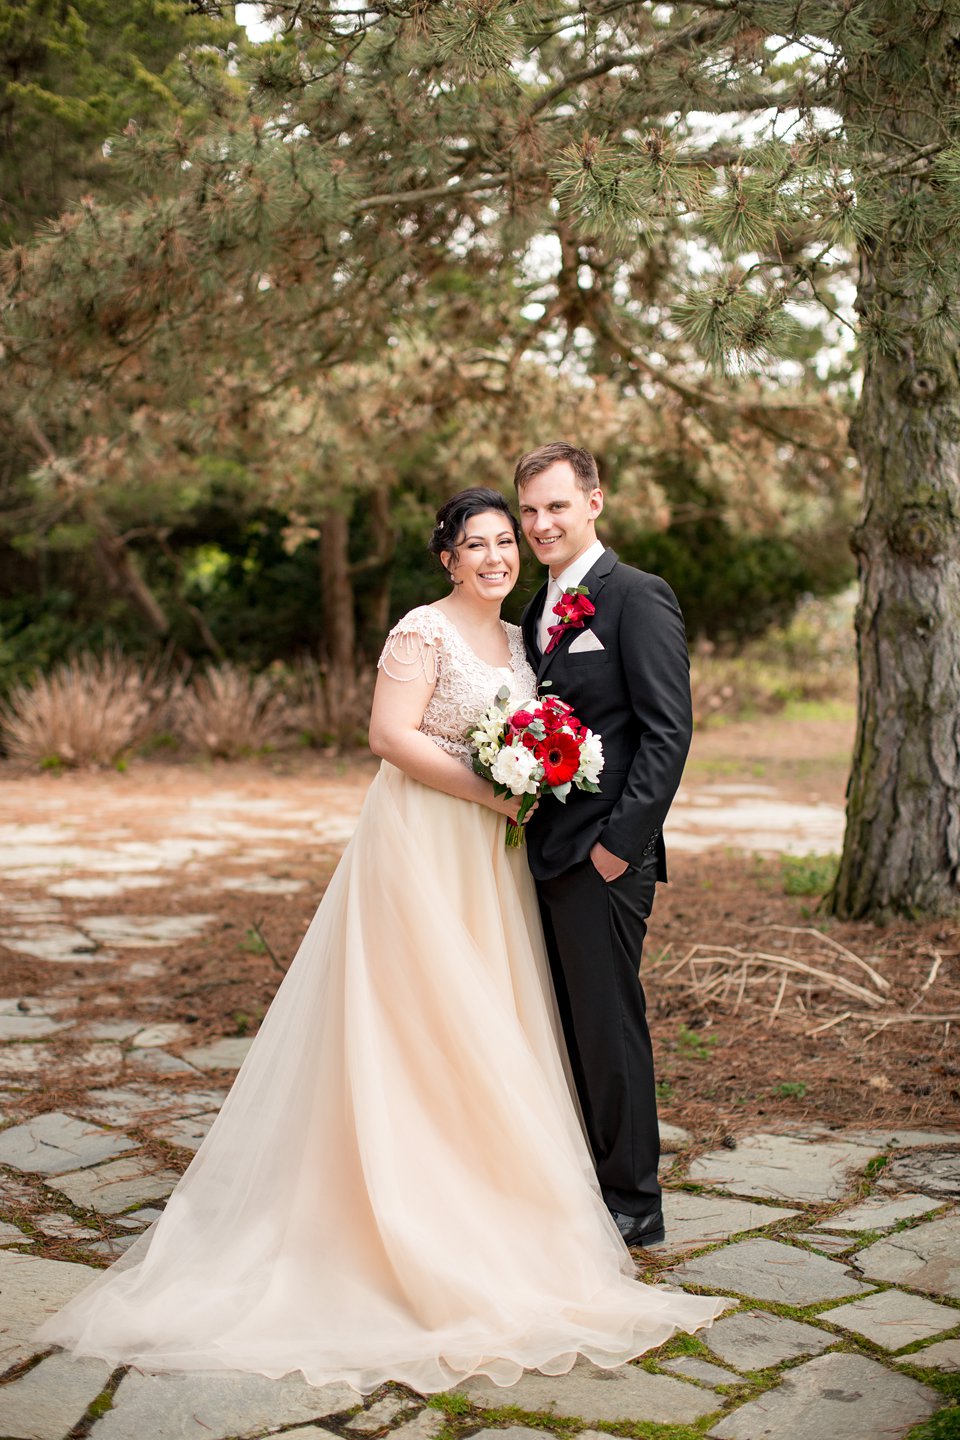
2,0,957,919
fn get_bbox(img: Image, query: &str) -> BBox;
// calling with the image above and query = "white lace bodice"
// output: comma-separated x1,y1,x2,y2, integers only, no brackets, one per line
378,606,537,763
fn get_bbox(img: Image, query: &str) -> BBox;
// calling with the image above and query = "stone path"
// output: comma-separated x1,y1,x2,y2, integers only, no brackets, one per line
0,770,955,1436
1,1104,957,1439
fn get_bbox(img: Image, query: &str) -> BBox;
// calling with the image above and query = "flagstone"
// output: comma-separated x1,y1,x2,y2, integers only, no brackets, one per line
94,1369,360,1440
706,1351,938,1440
0,1013,68,1041
823,1288,959,1350
130,1022,193,1048
0,1112,137,1175
346,1397,411,1431
856,1215,960,1299
151,1112,218,1152
703,1309,834,1370
687,1132,880,1203
35,1212,101,1241
389,1407,446,1440
0,1220,29,1245
0,926,104,963
47,1156,180,1214
896,1337,960,1370
182,1037,255,1070
0,1350,112,1440
661,1191,797,1252
82,914,216,947
794,1231,854,1254
878,1149,960,1201
659,1122,691,1152
847,1129,960,1149
661,1356,741,1385
672,1237,873,1305
815,1192,944,1232
126,1047,200,1076
460,1358,719,1424
0,1251,99,1366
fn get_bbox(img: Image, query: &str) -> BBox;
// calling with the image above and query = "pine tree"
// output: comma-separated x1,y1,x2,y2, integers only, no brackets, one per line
2,0,958,918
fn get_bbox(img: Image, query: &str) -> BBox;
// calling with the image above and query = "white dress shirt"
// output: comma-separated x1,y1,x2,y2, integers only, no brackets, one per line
538,538,606,652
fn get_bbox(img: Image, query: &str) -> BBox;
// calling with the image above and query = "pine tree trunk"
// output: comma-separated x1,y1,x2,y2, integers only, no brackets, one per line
831,331,960,918
319,502,357,688
830,16,960,920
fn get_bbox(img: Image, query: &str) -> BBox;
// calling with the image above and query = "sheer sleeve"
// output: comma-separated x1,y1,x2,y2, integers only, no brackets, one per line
377,611,443,686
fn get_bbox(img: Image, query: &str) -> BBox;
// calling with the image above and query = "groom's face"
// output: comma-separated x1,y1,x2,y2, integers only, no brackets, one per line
518,462,603,577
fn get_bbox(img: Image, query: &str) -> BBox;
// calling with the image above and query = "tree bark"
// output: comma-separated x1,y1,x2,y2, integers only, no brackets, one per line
830,21,960,919
319,500,356,687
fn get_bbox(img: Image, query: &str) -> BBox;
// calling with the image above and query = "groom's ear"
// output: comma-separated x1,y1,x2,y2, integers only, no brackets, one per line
588,487,604,520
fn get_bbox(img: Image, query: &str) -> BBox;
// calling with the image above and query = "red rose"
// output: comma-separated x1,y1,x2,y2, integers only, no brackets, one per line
535,732,580,786
510,709,535,728
520,732,538,749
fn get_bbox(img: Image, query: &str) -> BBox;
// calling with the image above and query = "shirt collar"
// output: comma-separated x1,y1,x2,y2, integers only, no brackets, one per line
553,538,606,594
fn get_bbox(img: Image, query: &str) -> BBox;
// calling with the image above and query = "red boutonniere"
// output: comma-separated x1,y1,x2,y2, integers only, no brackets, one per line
545,585,596,654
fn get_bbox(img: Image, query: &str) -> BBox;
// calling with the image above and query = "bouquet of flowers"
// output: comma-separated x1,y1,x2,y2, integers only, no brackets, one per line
469,689,604,848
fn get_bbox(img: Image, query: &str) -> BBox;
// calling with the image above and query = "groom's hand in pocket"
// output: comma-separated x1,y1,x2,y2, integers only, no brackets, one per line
590,840,629,883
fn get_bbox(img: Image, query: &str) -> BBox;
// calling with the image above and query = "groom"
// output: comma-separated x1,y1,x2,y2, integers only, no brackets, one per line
516,441,693,1248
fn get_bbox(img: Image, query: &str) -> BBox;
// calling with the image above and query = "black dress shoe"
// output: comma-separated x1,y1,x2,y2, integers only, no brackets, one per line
611,1208,665,1247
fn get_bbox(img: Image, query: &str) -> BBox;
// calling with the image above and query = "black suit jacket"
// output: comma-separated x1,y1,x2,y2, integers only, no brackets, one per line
520,549,693,883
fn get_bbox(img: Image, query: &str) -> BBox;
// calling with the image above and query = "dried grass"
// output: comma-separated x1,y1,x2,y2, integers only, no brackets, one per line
175,663,292,758
289,658,373,751
0,651,167,767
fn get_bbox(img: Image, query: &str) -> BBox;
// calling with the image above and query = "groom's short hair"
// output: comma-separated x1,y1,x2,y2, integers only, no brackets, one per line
513,441,600,497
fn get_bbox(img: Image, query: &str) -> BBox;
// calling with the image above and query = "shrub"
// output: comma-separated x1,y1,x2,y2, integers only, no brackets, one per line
290,658,374,750
175,663,291,758
0,651,166,767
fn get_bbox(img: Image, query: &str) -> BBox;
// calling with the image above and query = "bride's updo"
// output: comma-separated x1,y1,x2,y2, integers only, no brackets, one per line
429,488,522,579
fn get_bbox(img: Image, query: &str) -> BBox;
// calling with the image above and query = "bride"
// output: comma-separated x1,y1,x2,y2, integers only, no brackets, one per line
36,488,725,1393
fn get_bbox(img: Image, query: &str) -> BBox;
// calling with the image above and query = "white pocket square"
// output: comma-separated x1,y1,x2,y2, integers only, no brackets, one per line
568,629,605,654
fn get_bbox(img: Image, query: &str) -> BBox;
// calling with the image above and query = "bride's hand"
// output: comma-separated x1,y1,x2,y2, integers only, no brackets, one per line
490,792,538,824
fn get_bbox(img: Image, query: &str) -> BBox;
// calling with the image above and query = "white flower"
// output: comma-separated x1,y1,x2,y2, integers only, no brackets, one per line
577,730,604,785
491,742,541,795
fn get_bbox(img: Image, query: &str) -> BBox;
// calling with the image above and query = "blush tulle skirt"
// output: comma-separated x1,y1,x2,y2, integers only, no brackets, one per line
36,762,726,1392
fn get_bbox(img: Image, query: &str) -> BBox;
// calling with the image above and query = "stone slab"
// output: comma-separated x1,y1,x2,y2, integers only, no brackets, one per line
47,1156,181,1215
0,1351,112,1440
0,1111,136,1174
472,1431,547,1440
345,1397,409,1431
815,1192,943,1232
389,1409,445,1440
661,1191,797,1253
0,1251,99,1366
824,1288,959,1350
83,914,216,947
0,1013,67,1040
688,1132,879,1203
672,1237,873,1305
879,1149,960,1201
848,1129,960,1149
182,1037,255,1070
95,1370,360,1440
0,925,102,963
707,1351,938,1440
126,1047,200,1076
660,1122,691,1152
795,1231,854,1254
461,1358,718,1424
35,1212,100,1241
151,1112,218,1152
661,1355,741,1385
0,1220,28,1246
856,1214,960,1299
897,1337,960,1371
131,1023,193,1049
703,1309,834,1370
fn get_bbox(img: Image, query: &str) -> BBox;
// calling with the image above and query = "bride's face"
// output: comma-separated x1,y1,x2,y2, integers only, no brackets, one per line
443,510,520,602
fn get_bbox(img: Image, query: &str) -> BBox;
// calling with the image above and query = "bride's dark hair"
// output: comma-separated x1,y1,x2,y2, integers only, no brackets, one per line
429,488,522,579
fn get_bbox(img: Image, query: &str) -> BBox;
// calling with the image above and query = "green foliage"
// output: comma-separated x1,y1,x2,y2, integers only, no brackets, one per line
780,853,840,897
775,1082,808,1098
677,1025,717,1062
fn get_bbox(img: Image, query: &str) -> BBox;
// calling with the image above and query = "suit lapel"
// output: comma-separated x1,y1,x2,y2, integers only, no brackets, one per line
521,580,548,665
536,548,618,683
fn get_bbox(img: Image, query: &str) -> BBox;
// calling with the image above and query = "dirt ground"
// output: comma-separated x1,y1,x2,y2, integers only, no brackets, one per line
1,709,958,1142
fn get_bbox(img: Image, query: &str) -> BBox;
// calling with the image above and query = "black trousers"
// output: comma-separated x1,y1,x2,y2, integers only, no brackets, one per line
536,851,660,1218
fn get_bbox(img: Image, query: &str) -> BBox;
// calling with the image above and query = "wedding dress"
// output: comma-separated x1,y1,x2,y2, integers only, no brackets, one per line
37,606,726,1392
